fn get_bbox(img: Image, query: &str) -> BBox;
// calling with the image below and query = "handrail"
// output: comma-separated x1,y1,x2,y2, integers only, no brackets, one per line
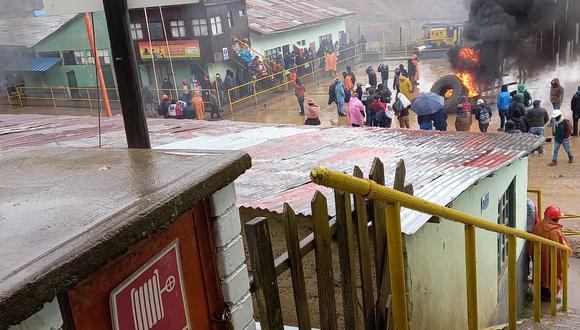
310,166,570,330
311,167,569,251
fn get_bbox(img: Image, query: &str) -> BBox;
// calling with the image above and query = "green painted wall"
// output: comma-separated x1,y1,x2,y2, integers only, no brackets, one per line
28,13,115,88
404,158,528,329
250,19,347,55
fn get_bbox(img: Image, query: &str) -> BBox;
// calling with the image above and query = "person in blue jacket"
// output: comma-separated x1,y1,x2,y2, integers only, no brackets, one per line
497,84,511,131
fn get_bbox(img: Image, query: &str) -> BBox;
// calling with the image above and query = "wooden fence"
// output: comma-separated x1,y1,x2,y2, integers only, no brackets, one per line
244,158,413,329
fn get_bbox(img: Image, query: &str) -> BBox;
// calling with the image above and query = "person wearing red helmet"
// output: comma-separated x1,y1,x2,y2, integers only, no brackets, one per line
528,205,571,301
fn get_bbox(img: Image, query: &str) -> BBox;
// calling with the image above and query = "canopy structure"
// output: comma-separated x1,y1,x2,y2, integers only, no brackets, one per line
2,57,61,72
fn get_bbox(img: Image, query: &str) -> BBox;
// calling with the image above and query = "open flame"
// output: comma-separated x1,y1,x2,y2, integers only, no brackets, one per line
459,47,480,64
456,72,479,97
444,88,454,98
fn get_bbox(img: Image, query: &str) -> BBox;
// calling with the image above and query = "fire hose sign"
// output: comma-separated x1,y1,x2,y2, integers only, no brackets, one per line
110,240,190,330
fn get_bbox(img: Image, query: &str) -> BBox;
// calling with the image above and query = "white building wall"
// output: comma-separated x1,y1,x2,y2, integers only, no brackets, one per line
250,19,347,56
403,157,529,330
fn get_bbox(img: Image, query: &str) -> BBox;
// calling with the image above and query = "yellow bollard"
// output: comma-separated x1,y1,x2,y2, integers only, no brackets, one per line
385,202,409,330
537,191,543,218
550,246,557,316
464,224,478,330
227,88,234,115
50,88,56,109
533,242,542,322
562,251,568,312
87,89,93,111
508,235,517,329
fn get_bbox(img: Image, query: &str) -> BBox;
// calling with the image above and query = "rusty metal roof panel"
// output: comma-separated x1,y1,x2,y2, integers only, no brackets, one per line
246,0,354,35
0,115,543,234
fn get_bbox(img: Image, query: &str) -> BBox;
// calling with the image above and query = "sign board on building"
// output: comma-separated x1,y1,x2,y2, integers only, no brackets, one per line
222,47,229,61
138,40,200,61
481,192,490,212
43,0,200,15
110,240,190,330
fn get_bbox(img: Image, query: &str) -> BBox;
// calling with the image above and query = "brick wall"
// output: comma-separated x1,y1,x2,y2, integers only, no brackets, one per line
210,183,255,330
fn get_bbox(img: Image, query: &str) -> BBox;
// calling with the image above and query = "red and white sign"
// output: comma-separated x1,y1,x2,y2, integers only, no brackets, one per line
110,240,190,330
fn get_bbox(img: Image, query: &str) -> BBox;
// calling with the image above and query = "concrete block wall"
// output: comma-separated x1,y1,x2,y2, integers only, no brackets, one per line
210,183,255,330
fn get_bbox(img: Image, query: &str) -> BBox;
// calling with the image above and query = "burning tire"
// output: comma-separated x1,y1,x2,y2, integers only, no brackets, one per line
431,75,466,113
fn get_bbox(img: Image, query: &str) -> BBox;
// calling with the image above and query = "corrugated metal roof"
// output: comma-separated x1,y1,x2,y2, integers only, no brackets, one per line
2,57,61,72
0,14,76,47
246,0,354,35
0,115,543,234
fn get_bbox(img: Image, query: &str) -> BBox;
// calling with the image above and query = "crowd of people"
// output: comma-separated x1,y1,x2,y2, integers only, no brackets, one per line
316,57,421,129
496,81,579,166
315,60,579,167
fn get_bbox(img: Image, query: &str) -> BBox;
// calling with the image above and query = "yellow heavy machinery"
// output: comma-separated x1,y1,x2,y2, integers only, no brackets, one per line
423,23,463,49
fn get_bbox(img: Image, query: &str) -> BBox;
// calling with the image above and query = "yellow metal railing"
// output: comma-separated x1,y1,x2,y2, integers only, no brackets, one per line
14,86,215,112
310,167,571,330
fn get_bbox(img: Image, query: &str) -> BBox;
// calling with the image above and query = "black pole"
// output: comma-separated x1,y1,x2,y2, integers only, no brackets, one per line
102,0,151,148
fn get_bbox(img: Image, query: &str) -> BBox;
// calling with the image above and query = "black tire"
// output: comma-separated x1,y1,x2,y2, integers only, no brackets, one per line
430,75,465,113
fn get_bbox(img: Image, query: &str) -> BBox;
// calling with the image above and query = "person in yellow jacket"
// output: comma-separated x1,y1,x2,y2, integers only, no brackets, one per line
399,73,414,101
191,91,205,120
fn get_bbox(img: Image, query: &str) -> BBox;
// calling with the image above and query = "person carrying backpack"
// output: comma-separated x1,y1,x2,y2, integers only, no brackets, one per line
369,95,386,127
474,99,492,132
378,97,394,128
549,110,574,166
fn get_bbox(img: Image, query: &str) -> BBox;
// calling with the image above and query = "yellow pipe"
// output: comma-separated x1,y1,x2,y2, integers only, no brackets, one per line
310,167,570,251
550,246,557,316
465,224,478,330
562,252,568,312
533,242,541,322
508,235,517,329
385,202,409,330
5,88,12,108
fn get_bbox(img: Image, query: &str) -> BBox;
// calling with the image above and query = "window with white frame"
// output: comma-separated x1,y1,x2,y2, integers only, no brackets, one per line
68,50,86,65
497,179,516,276
130,23,143,40
86,50,95,64
98,50,111,64
264,47,282,61
192,18,208,36
210,16,223,36
227,11,233,28
170,20,186,38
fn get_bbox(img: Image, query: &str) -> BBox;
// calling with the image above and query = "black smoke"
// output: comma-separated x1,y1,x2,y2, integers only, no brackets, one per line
453,0,562,86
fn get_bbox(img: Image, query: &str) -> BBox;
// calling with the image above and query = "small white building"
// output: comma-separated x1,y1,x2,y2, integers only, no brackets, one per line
246,0,353,60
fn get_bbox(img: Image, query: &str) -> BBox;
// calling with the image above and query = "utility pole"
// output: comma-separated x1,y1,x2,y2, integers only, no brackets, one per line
102,0,151,148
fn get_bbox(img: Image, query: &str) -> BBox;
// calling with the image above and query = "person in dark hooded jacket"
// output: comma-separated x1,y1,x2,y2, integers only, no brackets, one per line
432,109,448,131
377,83,392,103
508,95,528,133
508,94,526,122
224,70,237,99
393,68,401,92
398,64,408,77
377,64,389,87
571,86,580,136
346,66,356,85
550,78,564,109
366,66,377,88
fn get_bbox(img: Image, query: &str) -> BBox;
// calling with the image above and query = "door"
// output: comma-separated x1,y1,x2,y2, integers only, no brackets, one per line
66,70,81,99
